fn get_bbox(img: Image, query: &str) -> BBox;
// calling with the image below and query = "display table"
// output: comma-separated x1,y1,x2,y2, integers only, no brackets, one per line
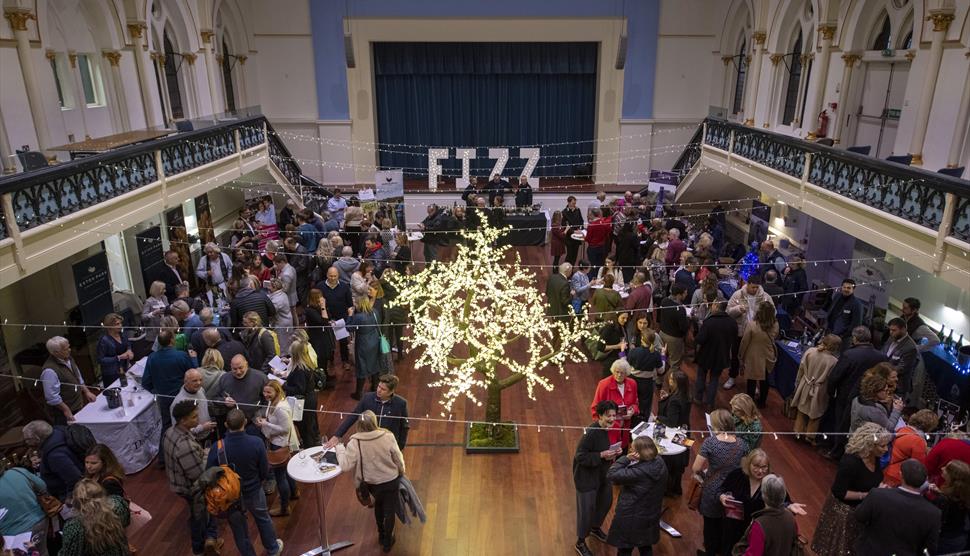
923,345,969,409
287,446,353,556
73,380,161,474
768,341,801,399
501,211,548,246
128,357,147,382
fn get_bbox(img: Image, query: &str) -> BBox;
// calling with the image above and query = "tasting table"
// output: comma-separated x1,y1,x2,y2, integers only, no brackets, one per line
287,446,353,555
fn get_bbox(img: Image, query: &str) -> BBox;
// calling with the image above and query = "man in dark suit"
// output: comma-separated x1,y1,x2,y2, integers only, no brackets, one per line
825,278,864,347
884,317,920,400
853,459,940,556
546,263,573,321
510,176,533,208
694,299,738,411
825,326,889,459
156,250,186,302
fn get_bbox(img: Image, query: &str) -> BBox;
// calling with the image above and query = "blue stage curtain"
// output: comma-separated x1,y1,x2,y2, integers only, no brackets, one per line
373,42,597,178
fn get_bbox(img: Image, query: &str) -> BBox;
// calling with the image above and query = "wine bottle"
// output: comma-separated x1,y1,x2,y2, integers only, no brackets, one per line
958,334,965,349
946,330,954,350
938,324,947,342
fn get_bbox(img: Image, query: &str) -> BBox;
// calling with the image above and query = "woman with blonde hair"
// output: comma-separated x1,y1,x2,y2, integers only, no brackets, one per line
141,281,168,341
336,410,406,552
812,422,890,556
59,479,130,556
199,348,226,392
791,334,841,444
739,301,778,408
96,313,133,388
692,409,746,556
283,339,320,448
606,436,667,555
346,297,382,400
255,380,299,516
730,393,763,451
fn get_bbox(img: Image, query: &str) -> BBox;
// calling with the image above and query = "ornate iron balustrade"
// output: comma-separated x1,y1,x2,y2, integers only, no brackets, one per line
696,118,970,243
672,123,703,180
0,116,276,238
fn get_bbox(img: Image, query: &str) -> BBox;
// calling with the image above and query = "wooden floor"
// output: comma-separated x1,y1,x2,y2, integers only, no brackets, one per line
125,244,835,555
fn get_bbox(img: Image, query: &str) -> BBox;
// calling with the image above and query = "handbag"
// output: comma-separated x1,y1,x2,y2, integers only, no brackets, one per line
15,469,62,517
267,443,291,467
354,438,374,508
686,475,703,511
765,329,778,373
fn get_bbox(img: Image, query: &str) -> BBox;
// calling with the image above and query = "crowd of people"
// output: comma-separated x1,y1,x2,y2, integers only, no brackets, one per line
0,188,967,556
559,191,965,555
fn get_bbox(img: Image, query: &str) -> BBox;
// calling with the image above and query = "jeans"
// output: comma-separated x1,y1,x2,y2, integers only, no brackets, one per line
157,396,174,465
269,447,297,509
226,489,279,556
694,366,722,407
587,245,605,278
370,477,400,543
181,495,218,554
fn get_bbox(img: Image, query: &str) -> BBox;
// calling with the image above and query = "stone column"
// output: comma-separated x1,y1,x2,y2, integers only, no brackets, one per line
4,9,52,153
806,24,836,140
744,31,767,126
128,21,161,128
908,11,955,166
832,53,860,145
720,56,735,111
236,55,248,109
102,51,130,131
947,51,970,168
764,53,785,127
152,53,174,124
0,106,15,174
200,30,223,115
791,53,812,127
182,53,199,119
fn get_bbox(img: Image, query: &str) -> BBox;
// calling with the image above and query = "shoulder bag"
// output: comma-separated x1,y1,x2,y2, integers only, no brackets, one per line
15,468,62,517
265,405,293,467
354,438,375,507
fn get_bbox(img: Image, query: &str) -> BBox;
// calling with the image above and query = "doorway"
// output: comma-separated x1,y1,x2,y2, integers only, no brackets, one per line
853,61,908,159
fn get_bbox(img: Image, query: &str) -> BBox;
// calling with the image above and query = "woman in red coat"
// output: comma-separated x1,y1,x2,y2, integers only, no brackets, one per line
550,210,567,269
591,359,639,448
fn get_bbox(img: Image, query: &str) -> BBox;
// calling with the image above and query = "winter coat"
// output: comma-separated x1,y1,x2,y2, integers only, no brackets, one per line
695,312,738,371
726,286,774,337
395,475,427,525
268,290,294,348
850,396,901,433
40,426,84,500
606,455,668,548
333,257,360,285
791,347,838,419
228,287,276,330
545,272,571,318
739,320,778,381
345,311,381,378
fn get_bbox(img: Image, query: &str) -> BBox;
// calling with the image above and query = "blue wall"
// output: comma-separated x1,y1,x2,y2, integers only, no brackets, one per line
309,0,659,121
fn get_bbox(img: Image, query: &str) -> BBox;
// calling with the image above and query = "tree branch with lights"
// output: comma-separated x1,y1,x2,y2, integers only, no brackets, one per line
386,224,590,438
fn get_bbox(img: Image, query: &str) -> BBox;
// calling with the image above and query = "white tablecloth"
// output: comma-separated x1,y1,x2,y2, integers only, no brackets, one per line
128,357,147,381
632,421,688,456
74,380,161,474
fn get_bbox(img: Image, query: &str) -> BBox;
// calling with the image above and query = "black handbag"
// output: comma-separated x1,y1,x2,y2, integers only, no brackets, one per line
354,439,374,508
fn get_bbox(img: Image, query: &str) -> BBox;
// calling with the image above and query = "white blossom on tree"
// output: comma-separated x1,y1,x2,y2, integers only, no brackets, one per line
386,224,589,424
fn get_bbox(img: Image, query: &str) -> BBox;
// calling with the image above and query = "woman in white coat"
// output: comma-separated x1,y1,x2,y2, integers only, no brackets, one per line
254,380,300,516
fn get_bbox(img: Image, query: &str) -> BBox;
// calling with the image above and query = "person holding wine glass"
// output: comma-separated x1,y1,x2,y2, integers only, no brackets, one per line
96,313,134,388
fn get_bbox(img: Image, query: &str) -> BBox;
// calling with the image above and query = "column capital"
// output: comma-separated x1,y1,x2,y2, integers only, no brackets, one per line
182,52,197,65
127,21,147,39
102,50,121,66
752,31,767,45
819,24,836,41
799,53,813,64
905,50,916,62
44,49,56,62
67,51,77,69
158,54,167,66
3,9,36,32
200,29,214,44
841,53,861,66
721,55,733,65
215,54,224,64
926,12,955,33
769,53,784,66
237,55,247,65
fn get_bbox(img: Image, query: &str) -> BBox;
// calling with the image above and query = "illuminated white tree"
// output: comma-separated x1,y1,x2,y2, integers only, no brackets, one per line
386,224,589,426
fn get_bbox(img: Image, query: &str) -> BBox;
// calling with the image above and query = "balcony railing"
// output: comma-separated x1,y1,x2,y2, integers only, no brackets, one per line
0,114,306,243
690,118,970,244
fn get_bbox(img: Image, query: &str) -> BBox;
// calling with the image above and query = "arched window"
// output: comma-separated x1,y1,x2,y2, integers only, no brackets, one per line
222,39,236,112
782,31,803,125
902,31,912,49
732,38,747,115
163,33,184,119
871,14,892,50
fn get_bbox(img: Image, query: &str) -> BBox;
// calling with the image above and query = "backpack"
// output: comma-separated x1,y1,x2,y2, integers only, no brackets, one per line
64,423,96,460
311,368,328,391
205,440,242,516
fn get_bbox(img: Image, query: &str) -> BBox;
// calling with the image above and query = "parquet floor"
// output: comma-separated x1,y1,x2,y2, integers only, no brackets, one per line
125,244,835,555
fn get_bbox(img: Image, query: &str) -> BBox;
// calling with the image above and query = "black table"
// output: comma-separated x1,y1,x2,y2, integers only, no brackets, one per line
500,212,547,246
768,340,801,399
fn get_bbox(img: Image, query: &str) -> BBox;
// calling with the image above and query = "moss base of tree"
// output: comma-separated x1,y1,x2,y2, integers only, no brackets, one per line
465,423,519,453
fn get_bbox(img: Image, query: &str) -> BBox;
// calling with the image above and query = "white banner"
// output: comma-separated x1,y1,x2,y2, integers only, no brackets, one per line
375,169,404,200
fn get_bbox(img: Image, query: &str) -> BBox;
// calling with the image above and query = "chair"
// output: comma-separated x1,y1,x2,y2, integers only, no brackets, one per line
846,145,871,155
815,138,835,146
174,119,194,132
15,149,49,172
939,167,965,178
886,154,912,165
